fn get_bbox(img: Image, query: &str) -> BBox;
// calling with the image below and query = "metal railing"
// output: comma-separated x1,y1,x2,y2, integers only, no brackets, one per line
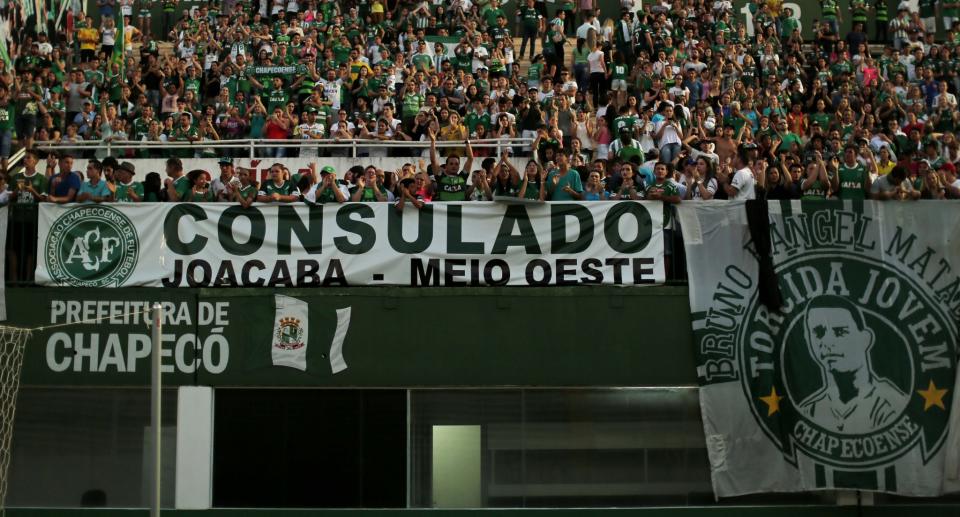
33,138,535,159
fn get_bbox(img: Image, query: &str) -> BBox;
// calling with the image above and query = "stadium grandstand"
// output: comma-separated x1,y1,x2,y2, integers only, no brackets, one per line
1,0,960,515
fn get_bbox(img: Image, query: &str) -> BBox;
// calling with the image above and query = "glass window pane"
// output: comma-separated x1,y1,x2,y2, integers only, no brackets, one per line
8,388,178,508
410,388,827,508
212,389,406,508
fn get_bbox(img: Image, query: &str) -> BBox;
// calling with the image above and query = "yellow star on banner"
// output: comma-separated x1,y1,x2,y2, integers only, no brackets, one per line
917,380,949,411
759,386,784,416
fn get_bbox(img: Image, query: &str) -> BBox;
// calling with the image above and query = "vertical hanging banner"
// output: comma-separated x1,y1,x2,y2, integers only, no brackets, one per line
678,200,960,497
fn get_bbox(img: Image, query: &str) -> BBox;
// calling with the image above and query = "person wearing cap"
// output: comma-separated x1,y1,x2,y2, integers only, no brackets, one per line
211,157,238,201
111,162,144,202
306,166,347,204
72,100,97,135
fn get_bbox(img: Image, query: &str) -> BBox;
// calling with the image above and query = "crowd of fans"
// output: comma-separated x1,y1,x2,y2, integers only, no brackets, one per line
1,0,960,207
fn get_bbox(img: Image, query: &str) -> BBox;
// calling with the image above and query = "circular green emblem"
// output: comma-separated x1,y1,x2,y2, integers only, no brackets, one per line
44,206,139,287
741,254,954,469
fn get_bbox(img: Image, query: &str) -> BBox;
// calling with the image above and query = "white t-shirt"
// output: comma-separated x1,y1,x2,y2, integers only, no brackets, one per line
211,176,241,199
298,122,326,157
576,21,599,40
653,119,682,147
330,121,356,137
102,27,117,46
587,50,605,73
471,46,489,72
730,167,756,200
320,79,343,110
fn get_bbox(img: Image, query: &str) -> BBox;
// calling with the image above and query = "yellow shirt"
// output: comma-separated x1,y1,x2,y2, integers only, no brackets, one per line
79,27,100,50
439,124,468,157
124,25,140,50
877,160,895,176
348,60,373,82
372,1,385,13
766,0,783,16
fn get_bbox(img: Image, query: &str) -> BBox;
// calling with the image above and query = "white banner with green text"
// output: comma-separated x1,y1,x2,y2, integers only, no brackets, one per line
35,201,664,287
678,200,960,497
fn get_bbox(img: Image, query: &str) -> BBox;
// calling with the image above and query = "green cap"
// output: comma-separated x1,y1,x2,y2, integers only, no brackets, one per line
321,166,336,175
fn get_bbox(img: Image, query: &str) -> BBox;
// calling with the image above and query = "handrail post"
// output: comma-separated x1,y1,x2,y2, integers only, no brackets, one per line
250,140,255,159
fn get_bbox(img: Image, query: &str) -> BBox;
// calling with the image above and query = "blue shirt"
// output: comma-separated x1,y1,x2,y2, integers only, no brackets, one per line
922,81,939,109
79,179,111,202
49,171,82,197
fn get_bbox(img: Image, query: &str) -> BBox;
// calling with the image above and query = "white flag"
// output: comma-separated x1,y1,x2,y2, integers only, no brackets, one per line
272,295,309,371
679,200,959,497
270,295,352,374
329,307,351,374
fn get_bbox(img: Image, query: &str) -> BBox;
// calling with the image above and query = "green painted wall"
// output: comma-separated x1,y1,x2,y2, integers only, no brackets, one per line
8,286,696,388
